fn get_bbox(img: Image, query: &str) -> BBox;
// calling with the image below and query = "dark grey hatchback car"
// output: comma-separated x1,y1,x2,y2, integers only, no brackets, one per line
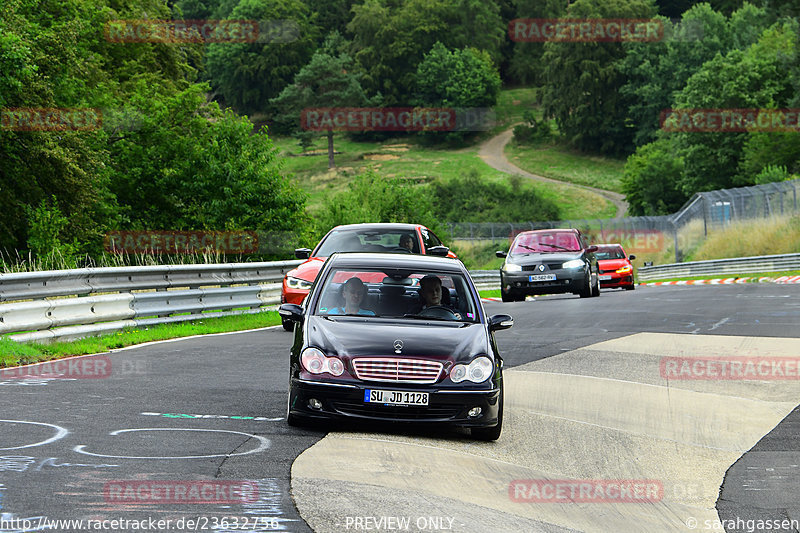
496,228,600,302
278,252,512,440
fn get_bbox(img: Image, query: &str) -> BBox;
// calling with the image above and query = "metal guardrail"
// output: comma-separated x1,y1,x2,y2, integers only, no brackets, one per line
0,261,303,343
469,270,501,290
0,262,501,344
637,253,800,281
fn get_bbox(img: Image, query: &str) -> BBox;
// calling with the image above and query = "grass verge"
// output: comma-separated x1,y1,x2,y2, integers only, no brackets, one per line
478,289,501,298
505,139,625,193
0,311,281,368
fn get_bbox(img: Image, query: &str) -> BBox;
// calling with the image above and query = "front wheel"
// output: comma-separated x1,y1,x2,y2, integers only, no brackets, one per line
591,273,600,297
579,272,592,298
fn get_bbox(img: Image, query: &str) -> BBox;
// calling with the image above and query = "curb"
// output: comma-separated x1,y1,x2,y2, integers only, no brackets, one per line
640,276,800,286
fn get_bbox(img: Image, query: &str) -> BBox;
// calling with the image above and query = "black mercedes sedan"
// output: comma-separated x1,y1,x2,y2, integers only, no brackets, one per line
278,252,512,440
496,228,600,302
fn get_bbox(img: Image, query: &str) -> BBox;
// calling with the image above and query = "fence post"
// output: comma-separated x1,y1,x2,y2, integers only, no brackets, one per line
674,224,680,263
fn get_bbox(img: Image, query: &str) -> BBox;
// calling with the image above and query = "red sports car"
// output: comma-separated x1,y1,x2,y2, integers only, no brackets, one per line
595,244,636,290
281,223,456,330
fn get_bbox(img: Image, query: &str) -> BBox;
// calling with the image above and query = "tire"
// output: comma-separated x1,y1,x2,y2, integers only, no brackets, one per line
501,291,518,303
282,318,294,332
472,388,503,441
624,284,635,291
591,274,601,297
578,272,592,298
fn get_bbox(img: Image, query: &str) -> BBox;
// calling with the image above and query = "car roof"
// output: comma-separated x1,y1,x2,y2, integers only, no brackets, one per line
331,223,422,231
326,252,464,271
515,228,580,236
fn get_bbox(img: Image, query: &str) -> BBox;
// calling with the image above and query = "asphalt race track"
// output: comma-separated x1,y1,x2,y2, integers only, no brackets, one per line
0,283,798,532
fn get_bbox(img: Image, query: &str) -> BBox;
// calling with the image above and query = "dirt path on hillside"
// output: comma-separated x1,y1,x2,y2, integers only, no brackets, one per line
477,127,628,218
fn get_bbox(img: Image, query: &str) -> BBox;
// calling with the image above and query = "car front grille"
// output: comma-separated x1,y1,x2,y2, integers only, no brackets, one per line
522,263,562,271
352,358,443,384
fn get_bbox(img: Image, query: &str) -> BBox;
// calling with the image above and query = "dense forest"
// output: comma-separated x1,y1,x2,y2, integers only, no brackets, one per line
1,0,798,266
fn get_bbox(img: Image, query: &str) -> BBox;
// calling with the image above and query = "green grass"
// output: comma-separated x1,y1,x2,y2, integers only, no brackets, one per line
640,270,800,284
489,86,540,134
273,133,615,221
505,140,626,193
0,311,281,368
478,289,501,298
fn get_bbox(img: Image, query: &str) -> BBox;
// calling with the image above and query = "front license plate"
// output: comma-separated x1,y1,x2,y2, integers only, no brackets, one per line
365,389,429,406
600,275,612,280
529,274,556,282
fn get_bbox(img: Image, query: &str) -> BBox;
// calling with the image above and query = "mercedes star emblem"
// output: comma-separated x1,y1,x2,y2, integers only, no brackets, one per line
393,340,404,353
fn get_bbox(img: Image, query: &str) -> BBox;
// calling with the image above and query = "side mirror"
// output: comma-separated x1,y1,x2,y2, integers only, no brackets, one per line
295,248,311,259
427,245,450,257
488,314,513,332
495,250,507,258
278,303,304,323
585,245,598,253
628,254,636,260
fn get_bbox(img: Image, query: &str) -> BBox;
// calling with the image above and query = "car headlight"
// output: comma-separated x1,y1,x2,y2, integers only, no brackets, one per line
502,263,522,273
562,259,584,269
300,347,344,376
450,356,494,384
615,265,633,274
286,276,313,290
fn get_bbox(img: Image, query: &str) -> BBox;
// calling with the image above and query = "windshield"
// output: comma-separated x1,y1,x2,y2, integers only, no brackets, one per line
595,246,625,260
314,267,479,323
510,232,581,254
314,230,421,256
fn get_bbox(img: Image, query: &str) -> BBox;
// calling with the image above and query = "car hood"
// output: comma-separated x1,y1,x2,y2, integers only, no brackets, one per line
507,251,583,265
287,257,326,282
306,315,489,363
597,259,630,270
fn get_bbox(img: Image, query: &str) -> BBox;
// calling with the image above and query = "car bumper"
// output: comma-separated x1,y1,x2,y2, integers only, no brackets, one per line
289,378,501,428
500,269,587,295
599,273,634,288
282,285,310,306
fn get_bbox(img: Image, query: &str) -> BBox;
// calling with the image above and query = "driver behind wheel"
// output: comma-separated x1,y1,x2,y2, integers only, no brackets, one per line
418,274,462,319
399,233,415,252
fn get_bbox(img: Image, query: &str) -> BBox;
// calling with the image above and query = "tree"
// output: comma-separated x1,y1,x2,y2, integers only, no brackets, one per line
415,43,501,109
110,81,308,232
316,171,442,237
204,0,319,115
670,20,798,193
347,0,505,105
270,34,376,168
506,0,568,85
621,139,686,215
539,0,659,155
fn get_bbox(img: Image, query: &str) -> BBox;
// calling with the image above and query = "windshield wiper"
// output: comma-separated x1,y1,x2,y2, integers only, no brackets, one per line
536,243,574,252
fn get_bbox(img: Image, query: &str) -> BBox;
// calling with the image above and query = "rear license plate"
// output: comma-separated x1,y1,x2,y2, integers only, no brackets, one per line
365,389,429,406
600,275,612,280
529,274,556,282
